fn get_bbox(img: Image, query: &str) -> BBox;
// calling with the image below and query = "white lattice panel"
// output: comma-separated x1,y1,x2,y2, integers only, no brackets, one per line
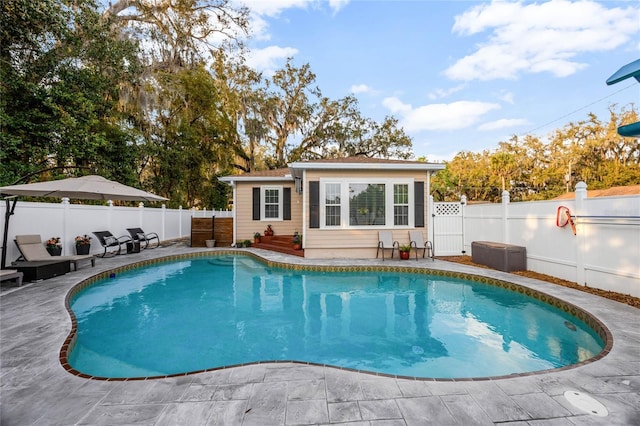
435,203,461,216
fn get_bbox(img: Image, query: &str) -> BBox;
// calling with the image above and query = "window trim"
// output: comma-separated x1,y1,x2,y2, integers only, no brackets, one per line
261,186,283,221
319,178,414,229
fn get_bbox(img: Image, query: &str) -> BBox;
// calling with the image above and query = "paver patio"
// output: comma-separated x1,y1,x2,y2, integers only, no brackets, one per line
1,244,638,425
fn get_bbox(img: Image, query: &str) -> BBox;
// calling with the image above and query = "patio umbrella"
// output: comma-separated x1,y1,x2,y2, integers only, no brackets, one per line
0,175,168,202
0,175,168,269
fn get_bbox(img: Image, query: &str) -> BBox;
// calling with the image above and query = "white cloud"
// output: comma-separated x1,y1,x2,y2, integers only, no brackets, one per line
240,0,311,41
240,0,310,17
350,84,373,94
497,90,514,104
446,0,640,81
428,84,467,100
384,99,500,132
329,0,350,14
382,97,413,116
245,46,299,74
241,0,350,39
478,118,530,131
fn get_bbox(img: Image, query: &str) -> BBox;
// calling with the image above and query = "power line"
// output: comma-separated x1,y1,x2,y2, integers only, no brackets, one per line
520,82,637,136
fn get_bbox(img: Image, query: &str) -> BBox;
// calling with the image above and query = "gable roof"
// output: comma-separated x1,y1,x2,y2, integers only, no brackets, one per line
220,157,445,183
289,157,445,170
219,168,292,183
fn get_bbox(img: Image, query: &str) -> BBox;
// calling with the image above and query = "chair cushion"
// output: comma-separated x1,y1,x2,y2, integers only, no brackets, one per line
15,234,43,245
104,236,118,246
20,243,51,260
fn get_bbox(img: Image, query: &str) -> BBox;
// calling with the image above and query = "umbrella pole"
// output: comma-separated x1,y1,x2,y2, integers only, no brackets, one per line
1,197,17,270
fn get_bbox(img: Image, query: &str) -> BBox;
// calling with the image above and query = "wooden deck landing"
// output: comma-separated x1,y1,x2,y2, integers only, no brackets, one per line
251,235,304,257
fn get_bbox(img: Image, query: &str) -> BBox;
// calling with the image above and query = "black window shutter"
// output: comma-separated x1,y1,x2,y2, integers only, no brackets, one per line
283,187,291,220
309,181,320,228
414,181,425,228
252,187,260,220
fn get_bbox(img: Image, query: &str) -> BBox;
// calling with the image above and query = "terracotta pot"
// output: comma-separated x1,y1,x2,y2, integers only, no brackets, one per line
400,251,410,260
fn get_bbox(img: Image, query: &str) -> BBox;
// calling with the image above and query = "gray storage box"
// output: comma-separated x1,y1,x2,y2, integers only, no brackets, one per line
471,241,527,272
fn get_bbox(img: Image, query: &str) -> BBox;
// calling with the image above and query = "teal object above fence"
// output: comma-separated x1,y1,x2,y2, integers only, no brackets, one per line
606,58,640,137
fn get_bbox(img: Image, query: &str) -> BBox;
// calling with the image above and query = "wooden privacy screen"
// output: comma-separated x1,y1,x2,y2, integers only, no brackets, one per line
190,217,233,247
213,218,233,247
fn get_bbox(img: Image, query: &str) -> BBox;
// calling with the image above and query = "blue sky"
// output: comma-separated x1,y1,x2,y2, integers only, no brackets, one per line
240,0,640,162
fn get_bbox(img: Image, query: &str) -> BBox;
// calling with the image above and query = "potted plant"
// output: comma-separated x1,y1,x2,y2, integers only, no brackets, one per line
399,244,412,260
235,240,244,248
244,239,252,248
264,224,274,236
74,234,92,255
292,232,302,250
254,232,261,244
46,237,62,256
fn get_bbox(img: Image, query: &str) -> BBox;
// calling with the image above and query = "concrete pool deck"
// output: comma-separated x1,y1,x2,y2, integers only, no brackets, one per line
1,245,638,425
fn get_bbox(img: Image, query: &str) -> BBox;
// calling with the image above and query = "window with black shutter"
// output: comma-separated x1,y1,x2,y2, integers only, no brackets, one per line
414,181,424,228
309,181,320,228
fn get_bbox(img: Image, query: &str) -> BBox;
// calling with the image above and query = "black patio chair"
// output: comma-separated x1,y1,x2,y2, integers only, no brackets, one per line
92,231,133,257
126,227,160,249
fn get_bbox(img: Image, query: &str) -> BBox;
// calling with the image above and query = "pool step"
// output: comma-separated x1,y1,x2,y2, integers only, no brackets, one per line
252,235,304,257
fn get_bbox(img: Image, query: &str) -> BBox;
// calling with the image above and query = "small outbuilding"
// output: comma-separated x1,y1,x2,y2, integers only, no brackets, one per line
220,157,445,259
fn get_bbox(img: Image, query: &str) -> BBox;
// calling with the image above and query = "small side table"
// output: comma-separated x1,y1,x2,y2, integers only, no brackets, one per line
126,240,141,254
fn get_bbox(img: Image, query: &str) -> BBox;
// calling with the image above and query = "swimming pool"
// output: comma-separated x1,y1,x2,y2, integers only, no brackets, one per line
64,253,607,380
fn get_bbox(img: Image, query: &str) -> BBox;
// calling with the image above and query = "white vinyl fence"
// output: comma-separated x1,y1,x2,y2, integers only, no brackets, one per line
3,182,638,298
458,182,640,298
0,199,231,263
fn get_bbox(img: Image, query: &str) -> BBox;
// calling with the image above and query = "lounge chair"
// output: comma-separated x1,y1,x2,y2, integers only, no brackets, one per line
0,269,23,286
126,227,160,249
92,231,133,257
409,230,434,261
376,231,399,261
14,235,96,271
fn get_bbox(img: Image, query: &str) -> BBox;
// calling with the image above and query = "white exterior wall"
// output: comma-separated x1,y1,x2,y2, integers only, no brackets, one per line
302,169,430,258
232,181,303,242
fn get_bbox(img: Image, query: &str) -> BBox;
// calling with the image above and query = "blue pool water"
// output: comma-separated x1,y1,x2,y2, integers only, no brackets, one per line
68,255,604,379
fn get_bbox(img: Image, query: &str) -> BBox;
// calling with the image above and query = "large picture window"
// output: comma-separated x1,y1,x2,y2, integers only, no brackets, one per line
320,179,413,228
350,183,385,226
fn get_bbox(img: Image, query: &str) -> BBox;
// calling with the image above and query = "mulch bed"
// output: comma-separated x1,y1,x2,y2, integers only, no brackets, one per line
439,256,640,309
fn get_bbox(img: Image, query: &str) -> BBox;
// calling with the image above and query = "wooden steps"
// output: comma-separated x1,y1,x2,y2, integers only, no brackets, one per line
252,235,304,257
